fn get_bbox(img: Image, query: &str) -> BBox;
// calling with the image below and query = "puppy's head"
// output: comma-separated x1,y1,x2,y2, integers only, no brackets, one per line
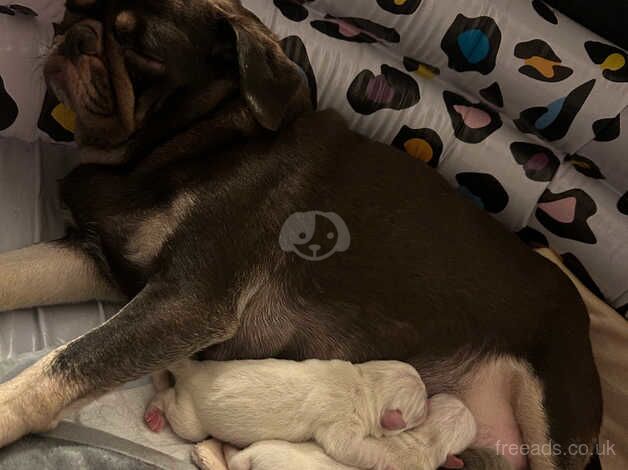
359,361,429,437
45,0,309,147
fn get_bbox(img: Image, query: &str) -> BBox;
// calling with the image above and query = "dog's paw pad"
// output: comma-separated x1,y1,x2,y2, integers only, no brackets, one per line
144,406,165,433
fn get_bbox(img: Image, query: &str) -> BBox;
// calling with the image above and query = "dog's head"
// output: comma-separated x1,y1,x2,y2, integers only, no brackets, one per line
45,0,309,147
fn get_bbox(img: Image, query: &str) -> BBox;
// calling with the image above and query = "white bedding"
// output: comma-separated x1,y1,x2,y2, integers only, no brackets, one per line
0,139,115,359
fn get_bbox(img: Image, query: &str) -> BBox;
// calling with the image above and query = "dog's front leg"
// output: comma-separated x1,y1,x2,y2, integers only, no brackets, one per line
0,280,239,447
0,240,124,312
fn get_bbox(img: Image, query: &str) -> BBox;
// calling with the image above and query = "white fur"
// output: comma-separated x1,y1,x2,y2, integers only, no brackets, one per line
380,394,478,470
147,358,427,469
0,243,123,312
192,439,358,470
190,394,477,470
227,441,358,470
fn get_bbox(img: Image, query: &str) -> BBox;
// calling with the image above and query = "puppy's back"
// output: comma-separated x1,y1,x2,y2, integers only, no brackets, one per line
168,358,363,446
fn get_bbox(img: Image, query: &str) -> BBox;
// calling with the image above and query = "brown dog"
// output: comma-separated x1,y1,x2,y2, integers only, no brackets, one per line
0,1,601,469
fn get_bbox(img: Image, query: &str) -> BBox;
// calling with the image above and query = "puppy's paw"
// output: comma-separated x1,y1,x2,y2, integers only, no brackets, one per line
191,439,228,470
144,406,166,433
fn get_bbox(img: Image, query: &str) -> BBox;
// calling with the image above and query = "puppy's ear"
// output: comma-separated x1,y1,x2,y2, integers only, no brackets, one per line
226,15,310,130
380,409,407,431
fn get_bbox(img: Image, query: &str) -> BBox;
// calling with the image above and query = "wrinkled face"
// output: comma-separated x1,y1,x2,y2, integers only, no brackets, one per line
45,0,307,147
45,0,237,146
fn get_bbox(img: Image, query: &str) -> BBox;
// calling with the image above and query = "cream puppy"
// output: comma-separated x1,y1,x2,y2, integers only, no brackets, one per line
192,440,359,470
189,394,477,470
378,394,477,470
145,359,428,470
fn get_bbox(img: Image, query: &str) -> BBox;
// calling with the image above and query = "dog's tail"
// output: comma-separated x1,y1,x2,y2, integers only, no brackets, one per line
458,448,514,470
167,358,198,381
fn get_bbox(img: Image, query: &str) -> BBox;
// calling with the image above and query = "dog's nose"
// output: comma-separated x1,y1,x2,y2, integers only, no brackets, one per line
309,244,321,253
61,23,100,59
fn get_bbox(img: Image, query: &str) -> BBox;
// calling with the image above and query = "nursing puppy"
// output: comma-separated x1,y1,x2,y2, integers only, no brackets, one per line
190,394,476,470
145,359,430,469
0,0,601,469
195,440,361,470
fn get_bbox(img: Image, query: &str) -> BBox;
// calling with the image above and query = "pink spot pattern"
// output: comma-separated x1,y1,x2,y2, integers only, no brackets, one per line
538,197,577,223
453,105,492,129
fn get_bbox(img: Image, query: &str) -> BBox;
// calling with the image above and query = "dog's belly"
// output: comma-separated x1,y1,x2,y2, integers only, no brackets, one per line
201,290,533,470
202,315,529,469
201,301,416,363
458,358,543,470
201,311,394,362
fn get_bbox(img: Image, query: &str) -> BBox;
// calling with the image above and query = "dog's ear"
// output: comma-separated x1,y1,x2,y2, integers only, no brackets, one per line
226,14,310,131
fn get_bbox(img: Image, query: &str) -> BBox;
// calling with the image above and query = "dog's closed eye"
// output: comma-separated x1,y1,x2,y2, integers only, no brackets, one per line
124,49,166,76
112,11,166,79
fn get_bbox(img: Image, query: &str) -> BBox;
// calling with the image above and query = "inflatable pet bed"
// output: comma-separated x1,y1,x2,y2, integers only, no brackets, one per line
0,1,626,469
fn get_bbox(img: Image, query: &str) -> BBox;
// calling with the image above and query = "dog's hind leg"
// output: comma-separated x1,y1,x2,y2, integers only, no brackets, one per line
0,278,240,447
461,357,551,470
0,240,123,312
532,249,604,470
462,312,601,470
529,303,602,470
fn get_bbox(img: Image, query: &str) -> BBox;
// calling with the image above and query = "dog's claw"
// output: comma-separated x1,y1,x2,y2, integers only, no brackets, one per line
144,406,165,433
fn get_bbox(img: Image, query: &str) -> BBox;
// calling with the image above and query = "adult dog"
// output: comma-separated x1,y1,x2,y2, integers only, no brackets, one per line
0,1,601,468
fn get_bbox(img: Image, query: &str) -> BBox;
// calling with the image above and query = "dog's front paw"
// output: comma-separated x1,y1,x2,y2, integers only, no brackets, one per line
0,371,60,447
0,399,30,447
